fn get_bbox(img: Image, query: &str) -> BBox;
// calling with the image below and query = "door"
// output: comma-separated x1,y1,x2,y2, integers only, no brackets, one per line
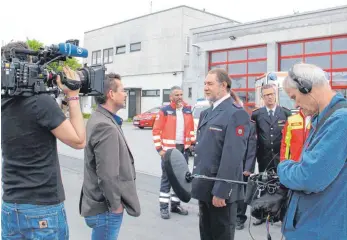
128,90,137,118
162,89,170,104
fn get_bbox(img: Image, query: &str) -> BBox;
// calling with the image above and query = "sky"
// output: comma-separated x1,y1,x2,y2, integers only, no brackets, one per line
1,0,346,48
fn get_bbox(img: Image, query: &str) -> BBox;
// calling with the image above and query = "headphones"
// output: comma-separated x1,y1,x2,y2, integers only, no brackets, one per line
288,67,312,94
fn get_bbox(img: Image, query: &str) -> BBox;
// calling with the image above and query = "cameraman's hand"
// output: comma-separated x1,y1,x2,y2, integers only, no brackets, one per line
56,66,81,97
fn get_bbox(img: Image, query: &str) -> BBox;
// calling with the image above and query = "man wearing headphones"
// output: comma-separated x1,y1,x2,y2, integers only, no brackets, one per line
278,63,347,240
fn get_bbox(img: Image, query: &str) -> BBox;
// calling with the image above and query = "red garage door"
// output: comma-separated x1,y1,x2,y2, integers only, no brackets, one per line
209,45,267,112
279,35,347,98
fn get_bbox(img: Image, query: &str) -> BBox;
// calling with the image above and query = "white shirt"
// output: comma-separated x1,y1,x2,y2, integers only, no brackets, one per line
175,107,185,144
213,95,230,110
266,106,277,116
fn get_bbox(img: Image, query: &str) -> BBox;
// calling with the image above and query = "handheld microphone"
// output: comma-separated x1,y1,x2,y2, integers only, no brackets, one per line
55,43,88,58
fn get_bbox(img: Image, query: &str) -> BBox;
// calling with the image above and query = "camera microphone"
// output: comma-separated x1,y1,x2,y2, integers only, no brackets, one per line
54,43,88,58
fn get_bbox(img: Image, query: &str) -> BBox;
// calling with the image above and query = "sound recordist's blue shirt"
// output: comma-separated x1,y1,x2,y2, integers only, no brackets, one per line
277,93,347,240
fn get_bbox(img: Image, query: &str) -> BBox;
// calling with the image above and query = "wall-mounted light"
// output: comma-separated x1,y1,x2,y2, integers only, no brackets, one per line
229,36,237,40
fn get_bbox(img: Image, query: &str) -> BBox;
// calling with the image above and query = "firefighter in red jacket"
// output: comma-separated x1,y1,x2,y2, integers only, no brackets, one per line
280,109,311,162
152,86,195,219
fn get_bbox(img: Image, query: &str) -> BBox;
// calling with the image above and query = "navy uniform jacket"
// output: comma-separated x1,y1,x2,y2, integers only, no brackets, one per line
244,121,257,173
251,106,291,172
191,97,250,203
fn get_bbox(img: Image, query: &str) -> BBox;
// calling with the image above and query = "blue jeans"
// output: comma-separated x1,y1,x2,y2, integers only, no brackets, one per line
84,211,123,240
1,201,69,239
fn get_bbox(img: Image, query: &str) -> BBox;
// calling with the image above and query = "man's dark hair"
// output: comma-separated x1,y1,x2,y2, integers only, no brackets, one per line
94,72,121,104
1,41,30,61
208,68,231,90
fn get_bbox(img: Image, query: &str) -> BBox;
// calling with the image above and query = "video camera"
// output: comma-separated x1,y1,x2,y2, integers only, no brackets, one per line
1,39,106,98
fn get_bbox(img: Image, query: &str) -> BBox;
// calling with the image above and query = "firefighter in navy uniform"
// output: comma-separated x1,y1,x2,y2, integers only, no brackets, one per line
192,69,250,240
251,84,291,225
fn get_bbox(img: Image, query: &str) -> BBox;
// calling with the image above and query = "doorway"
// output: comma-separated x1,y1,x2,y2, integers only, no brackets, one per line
127,88,141,118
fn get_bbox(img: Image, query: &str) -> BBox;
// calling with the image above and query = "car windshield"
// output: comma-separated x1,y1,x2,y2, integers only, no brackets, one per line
193,105,210,118
146,108,160,114
278,88,296,110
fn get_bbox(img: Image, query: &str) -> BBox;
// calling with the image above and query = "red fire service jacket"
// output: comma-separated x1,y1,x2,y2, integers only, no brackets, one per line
152,102,195,153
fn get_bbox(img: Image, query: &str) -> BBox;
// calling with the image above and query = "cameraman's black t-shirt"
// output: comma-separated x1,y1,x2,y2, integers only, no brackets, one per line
1,94,66,205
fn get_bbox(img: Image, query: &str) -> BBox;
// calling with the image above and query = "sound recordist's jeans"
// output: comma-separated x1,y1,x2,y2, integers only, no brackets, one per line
84,211,123,240
1,201,69,239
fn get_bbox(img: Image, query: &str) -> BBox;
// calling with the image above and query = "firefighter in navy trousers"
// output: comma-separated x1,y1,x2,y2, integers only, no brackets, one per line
192,68,250,240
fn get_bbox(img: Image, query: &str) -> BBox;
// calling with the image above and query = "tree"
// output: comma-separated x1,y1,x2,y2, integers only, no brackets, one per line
26,38,82,71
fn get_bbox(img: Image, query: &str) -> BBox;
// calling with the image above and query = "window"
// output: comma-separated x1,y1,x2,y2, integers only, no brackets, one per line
209,45,267,109
162,89,170,102
142,89,160,97
92,50,101,65
188,87,192,98
116,45,126,54
130,42,141,52
103,48,113,64
279,35,347,89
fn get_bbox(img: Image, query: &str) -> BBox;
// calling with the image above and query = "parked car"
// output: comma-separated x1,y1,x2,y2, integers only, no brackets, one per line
133,107,161,129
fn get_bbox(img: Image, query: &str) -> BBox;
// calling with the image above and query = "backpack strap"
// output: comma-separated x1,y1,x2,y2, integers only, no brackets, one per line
307,101,347,148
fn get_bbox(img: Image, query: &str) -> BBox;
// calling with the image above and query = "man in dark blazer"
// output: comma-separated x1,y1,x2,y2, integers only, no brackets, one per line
80,73,141,240
192,68,250,240
250,84,291,226
251,84,292,173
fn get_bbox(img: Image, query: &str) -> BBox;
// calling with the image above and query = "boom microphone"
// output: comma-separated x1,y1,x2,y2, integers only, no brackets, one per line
55,43,88,58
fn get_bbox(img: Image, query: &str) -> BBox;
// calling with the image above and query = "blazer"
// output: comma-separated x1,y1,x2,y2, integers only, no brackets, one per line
191,97,251,203
251,106,291,169
79,106,141,217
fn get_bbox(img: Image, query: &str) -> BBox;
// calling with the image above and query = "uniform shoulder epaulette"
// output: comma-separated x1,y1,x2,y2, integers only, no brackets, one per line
281,106,291,111
232,101,242,109
252,107,260,112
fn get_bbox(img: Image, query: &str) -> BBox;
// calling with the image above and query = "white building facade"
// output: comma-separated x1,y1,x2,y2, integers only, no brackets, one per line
184,5,347,113
82,6,236,119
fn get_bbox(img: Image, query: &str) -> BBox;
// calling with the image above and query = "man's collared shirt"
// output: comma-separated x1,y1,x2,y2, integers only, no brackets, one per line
100,105,123,127
266,106,277,116
213,94,230,110
175,106,185,144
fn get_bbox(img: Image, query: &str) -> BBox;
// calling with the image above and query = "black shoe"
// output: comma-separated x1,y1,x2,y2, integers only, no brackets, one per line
160,208,170,219
253,218,265,226
171,206,188,215
236,222,244,230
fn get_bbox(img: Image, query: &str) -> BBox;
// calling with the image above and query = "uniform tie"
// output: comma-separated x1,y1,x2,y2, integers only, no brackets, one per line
269,110,274,122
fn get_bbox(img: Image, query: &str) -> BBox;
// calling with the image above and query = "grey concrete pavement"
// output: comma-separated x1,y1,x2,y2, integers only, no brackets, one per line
58,122,282,239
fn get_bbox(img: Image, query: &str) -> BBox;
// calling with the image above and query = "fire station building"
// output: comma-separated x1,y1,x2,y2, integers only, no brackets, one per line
82,5,347,119
184,5,347,112
82,6,234,120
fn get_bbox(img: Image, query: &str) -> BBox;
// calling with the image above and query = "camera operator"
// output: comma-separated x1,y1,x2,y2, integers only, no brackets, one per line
1,41,86,239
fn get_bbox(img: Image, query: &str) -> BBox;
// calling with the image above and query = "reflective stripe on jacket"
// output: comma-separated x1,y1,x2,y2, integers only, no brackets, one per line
152,102,194,152
280,111,310,162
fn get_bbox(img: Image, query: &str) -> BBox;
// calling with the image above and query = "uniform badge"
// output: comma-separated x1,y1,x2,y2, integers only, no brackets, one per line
236,126,244,136
209,126,222,132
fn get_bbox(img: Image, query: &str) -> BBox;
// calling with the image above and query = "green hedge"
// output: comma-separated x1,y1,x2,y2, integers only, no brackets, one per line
83,113,91,119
